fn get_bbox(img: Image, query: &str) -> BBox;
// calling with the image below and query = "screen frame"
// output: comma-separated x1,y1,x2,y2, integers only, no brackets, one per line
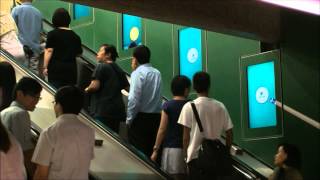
240,50,283,140
121,14,143,50
70,4,94,27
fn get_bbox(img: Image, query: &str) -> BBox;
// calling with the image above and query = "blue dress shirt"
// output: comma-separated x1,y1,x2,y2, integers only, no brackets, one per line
126,63,162,124
11,2,43,54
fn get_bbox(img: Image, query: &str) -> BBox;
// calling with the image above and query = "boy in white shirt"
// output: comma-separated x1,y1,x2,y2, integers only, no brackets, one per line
32,86,95,180
178,72,233,180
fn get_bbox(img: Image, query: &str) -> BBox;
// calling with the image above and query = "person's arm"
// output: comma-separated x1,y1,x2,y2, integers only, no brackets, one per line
225,129,233,152
31,130,53,180
85,80,100,93
43,48,53,76
182,126,191,159
33,164,49,180
11,8,18,25
150,110,169,161
126,72,142,125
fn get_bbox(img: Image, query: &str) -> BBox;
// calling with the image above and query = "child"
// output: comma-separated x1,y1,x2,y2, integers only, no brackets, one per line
151,75,191,180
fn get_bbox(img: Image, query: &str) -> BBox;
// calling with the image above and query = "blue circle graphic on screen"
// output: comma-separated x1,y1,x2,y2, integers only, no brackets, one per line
187,48,199,63
256,87,269,104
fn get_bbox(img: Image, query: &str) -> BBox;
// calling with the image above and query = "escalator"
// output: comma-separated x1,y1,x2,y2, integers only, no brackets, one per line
0,20,272,180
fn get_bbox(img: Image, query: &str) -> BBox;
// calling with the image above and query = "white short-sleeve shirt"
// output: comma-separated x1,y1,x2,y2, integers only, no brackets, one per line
178,97,233,163
32,114,95,179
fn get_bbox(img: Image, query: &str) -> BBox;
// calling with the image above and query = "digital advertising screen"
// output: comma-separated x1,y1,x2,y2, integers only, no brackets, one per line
73,4,90,20
247,61,277,128
179,28,202,80
122,14,142,50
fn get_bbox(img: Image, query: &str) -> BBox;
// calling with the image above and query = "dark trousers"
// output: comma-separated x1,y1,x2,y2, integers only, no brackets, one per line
128,112,161,157
188,159,217,180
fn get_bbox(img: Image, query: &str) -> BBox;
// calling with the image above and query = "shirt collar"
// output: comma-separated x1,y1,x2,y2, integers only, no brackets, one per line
195,96,211,101
11,101,27,110
57,114,79,122
135,63,151,71
22,2,32,5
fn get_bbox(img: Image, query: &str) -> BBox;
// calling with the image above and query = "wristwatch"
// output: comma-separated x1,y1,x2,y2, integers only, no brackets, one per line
153,146,159,152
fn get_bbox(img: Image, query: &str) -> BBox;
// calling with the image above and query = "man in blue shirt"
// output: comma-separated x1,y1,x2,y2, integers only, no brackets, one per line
127,45,162,157
11,0,42,74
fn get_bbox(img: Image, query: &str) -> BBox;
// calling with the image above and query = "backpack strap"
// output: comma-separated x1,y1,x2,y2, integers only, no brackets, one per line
190,102,204,132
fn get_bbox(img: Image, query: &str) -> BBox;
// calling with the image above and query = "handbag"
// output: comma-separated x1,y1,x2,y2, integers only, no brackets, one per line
190,102,232,176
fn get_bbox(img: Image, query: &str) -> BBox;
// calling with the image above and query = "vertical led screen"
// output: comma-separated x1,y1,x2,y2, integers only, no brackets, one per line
179,28,202,80
73,4,90,19
122,14,142,50
247,61,277,128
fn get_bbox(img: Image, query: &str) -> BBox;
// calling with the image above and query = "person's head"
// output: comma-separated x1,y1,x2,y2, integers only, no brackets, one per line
171,75,191,97
193,71,210,94
0,118,11,153
52,8,71,28
274,143,302,169
13,77,42,111
96,44,119,62
54,86,84,116
132,45,151,67
0,62,16,111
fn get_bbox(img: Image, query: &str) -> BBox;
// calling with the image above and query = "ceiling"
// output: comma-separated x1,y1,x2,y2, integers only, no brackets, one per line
62,0,283,43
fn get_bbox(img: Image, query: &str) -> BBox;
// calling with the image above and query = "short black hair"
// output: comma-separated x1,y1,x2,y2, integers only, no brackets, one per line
193,71,210,93
55,86,84,114
102,44,119,62
13,77,42,100
171,75,191,96
133,45,151,64
0,62,16,111
279,143,302,169
52,8,71,28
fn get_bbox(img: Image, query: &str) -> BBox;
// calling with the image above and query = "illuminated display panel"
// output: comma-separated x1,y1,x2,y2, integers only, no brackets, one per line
73,4,90,19
179,28,202,80
240,50,283,139
122,14,142,50
247,61,277,128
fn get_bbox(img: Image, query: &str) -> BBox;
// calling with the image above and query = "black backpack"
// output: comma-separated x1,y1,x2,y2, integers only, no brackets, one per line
190,102,233,176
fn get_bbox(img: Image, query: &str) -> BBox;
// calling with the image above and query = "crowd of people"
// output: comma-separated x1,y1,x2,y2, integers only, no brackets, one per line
0,0,304,180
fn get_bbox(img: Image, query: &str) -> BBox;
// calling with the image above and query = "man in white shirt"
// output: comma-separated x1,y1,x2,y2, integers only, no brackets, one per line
178,72,233,180
32,86,95,180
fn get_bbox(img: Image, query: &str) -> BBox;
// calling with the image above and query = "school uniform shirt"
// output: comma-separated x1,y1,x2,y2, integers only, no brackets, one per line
1,101,34,151
32,114,95,180
0,133,26,180
178,97,233,163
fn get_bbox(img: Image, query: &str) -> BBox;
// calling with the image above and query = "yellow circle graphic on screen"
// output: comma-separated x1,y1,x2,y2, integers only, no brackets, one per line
130,27,139,41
